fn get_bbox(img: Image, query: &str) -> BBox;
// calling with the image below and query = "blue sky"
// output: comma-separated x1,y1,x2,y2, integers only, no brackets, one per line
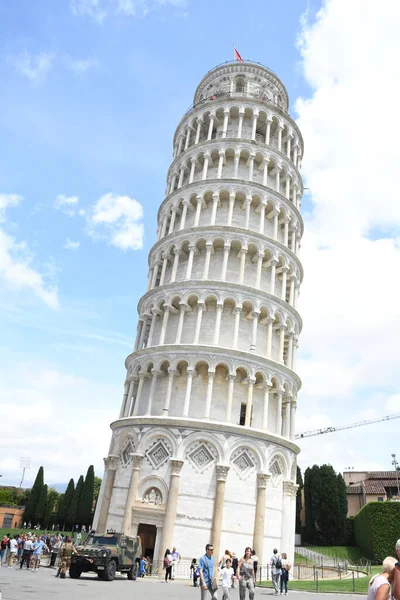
2,0,400,487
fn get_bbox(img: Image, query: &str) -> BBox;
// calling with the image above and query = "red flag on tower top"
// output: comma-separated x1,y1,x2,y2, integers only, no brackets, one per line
234,47,243,62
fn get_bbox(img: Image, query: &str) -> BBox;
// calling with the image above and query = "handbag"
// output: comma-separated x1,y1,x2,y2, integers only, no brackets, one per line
211,577,219,592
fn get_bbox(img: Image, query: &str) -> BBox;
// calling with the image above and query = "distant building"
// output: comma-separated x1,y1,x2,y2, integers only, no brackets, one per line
345,471,400,516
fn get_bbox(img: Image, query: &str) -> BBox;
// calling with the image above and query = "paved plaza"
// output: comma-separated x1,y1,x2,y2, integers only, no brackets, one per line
0,566,362,600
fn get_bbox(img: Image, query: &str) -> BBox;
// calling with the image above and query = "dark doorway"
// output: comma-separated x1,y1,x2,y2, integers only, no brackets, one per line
137,523,157,559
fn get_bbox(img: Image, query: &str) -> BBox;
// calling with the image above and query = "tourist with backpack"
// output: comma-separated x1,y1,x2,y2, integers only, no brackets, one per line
280,553,291,595
270,548,282,595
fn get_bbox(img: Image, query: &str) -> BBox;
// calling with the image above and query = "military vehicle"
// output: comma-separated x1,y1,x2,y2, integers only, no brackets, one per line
70,530,141,581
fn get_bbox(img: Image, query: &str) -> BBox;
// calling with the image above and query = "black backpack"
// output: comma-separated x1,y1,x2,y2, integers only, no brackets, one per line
275,556,282,569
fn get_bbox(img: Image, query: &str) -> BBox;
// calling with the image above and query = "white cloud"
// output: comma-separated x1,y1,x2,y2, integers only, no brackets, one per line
0,194,59,309
70,0,187,21
0,193,22,221
87,192,144,250
294,0,400,472
54,194,81,217
63,55,99,76
64,238,81,250
0,363,117,486
10,51,55,82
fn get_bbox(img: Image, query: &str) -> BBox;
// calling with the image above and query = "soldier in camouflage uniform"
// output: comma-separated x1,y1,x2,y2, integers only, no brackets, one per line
58,538,79,579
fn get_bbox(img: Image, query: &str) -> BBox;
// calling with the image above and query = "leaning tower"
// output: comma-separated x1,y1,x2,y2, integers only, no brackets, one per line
94,60,303,569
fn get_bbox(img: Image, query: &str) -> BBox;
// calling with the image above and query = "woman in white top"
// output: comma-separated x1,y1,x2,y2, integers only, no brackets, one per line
367,557,397,600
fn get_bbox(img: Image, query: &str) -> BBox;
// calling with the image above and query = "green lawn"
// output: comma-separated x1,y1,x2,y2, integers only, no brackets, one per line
0,527,79,541
260,567,381,594
294,552,312,565
305,546,366,563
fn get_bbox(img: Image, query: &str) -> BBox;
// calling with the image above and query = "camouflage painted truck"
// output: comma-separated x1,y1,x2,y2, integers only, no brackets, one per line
70,530,142,581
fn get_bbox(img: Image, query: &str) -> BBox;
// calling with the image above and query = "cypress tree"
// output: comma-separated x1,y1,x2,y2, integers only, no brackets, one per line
78,465,95,528
58,479,75,530
304,465,321,544
295,466,304,534
24,466,44,525
68,475,84,529
44,489,60,529
337,473,348,544
35,484,48,526
318,464,340,545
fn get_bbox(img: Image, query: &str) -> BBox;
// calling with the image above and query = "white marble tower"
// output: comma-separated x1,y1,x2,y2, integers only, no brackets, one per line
94,60,303,568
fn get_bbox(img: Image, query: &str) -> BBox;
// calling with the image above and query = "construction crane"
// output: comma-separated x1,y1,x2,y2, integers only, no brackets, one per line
295,413,400,439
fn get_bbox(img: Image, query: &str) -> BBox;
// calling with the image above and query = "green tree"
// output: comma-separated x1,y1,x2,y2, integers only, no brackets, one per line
78,465,95,528
44,488,60,529
318,464,340,545
68,475,84,529
304,464,321,544
295,466,304,534
57,479,74,530
93,476,102,502
337,473,348,544
35,483,48,525
24,466,44,525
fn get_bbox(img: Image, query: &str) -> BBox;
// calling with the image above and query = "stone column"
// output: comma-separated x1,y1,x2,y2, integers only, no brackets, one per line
183,368,195,416
233,151,240,178
211,465,230,559
146,369,159,415
202,243,213,279
225,373,235,422
204,370,215,419
237,110,244,138
278,325,285,363
147,309,159,347
163,368,177,415
281,266,288,301
259,202,266,235
119,380,130,418
255,252,263,288
168,208,177,233
213,303,223,345
195,118,203,144
222,109,229,137
179,201,188,229
159,253,168,286
170,248,180,283
193,301,204,344
250,311,260,353
175,302,186,344
245,196,251,229
194,195,202,226
286,333,294,368
158,459,184,567
262,383,272,429
220,243,231,281
284,398,291,438
150,261,160,288
233,306,242,349
176,135,184,156
159,305,170,345
95,454,119,533
281,481,299,566
248,154,255,182
275,391,283,434
277,125,283,151
245,377,256,426
266,317,273,359
227,193,235,226
210,193,219,225
266,119,272,145
202,153,210,180
217,151,224,179
290,400,297,440
184,126,191,150
269,259,277,294
138,315,149,350
263,159,269,187
132,371,147,415
207,115,215,140
239,248,247,284
252,473,270,565
251,113,258,140
121,454,144,535
186,244,195,279
160,215,169,238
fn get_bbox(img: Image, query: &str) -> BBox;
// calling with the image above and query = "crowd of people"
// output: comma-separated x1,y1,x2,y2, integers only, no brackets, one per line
163,544,291,599
0,531,78,577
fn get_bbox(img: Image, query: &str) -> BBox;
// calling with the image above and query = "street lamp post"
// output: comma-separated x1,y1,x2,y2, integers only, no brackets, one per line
391,454,400,499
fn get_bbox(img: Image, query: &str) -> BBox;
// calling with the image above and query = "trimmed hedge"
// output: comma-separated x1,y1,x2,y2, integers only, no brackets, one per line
353,501,400,561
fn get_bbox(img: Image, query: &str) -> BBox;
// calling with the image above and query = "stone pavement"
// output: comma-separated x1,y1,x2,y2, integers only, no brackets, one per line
0,565,363,600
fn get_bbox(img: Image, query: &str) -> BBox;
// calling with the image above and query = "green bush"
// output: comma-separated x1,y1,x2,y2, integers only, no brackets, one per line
353,501,400,561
